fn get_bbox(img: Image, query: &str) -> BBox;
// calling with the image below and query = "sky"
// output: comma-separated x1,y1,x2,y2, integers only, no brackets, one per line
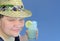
21,0,60,41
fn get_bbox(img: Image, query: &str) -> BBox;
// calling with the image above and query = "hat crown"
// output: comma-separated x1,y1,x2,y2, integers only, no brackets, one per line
0,0,32,18
0,0,24,8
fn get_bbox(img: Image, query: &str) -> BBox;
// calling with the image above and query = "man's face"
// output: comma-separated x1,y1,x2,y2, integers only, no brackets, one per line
0,16,24,37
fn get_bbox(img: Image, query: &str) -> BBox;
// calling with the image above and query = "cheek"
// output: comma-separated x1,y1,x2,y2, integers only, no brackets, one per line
19,21,24,32
1,22,19,37
20,21,24,28
1,21,12,35
2,21,14,31
20,23,24,27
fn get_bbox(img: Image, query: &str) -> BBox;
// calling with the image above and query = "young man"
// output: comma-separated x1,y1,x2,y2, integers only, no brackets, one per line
0,0,32,41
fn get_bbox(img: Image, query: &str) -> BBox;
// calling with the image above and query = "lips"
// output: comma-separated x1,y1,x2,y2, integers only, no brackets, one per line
12,28,20,32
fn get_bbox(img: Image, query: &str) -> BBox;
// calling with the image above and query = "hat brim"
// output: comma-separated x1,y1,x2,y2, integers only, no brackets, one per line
0,9,32,18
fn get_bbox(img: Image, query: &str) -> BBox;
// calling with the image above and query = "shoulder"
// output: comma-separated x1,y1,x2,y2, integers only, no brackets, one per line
0,37,4,41
20,35,28,41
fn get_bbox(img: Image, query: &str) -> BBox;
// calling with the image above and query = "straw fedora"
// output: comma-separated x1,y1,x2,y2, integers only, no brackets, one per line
0,0,32,18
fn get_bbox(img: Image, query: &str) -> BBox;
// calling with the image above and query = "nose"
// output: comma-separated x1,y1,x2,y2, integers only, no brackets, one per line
15,21,20,25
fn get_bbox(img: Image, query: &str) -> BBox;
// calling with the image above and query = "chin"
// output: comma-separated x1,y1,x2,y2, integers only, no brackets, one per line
12,35,19,37
11,33,19,37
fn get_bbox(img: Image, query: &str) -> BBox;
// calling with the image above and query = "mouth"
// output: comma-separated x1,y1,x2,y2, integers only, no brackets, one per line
12,28,20,32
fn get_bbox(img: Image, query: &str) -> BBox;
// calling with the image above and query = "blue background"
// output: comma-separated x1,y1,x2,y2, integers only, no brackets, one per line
21,0,60,41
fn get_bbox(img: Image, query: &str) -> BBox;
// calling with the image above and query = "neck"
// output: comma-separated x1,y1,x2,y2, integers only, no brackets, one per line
0,28,15,41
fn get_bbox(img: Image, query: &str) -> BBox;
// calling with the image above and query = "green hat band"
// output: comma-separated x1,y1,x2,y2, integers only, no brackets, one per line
0,5,23,11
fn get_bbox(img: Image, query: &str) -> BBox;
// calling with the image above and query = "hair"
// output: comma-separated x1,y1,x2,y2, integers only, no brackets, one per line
0,14,4,19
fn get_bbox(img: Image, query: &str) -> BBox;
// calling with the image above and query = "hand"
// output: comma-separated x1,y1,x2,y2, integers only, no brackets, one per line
20,30,38,41
20,34,28,41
